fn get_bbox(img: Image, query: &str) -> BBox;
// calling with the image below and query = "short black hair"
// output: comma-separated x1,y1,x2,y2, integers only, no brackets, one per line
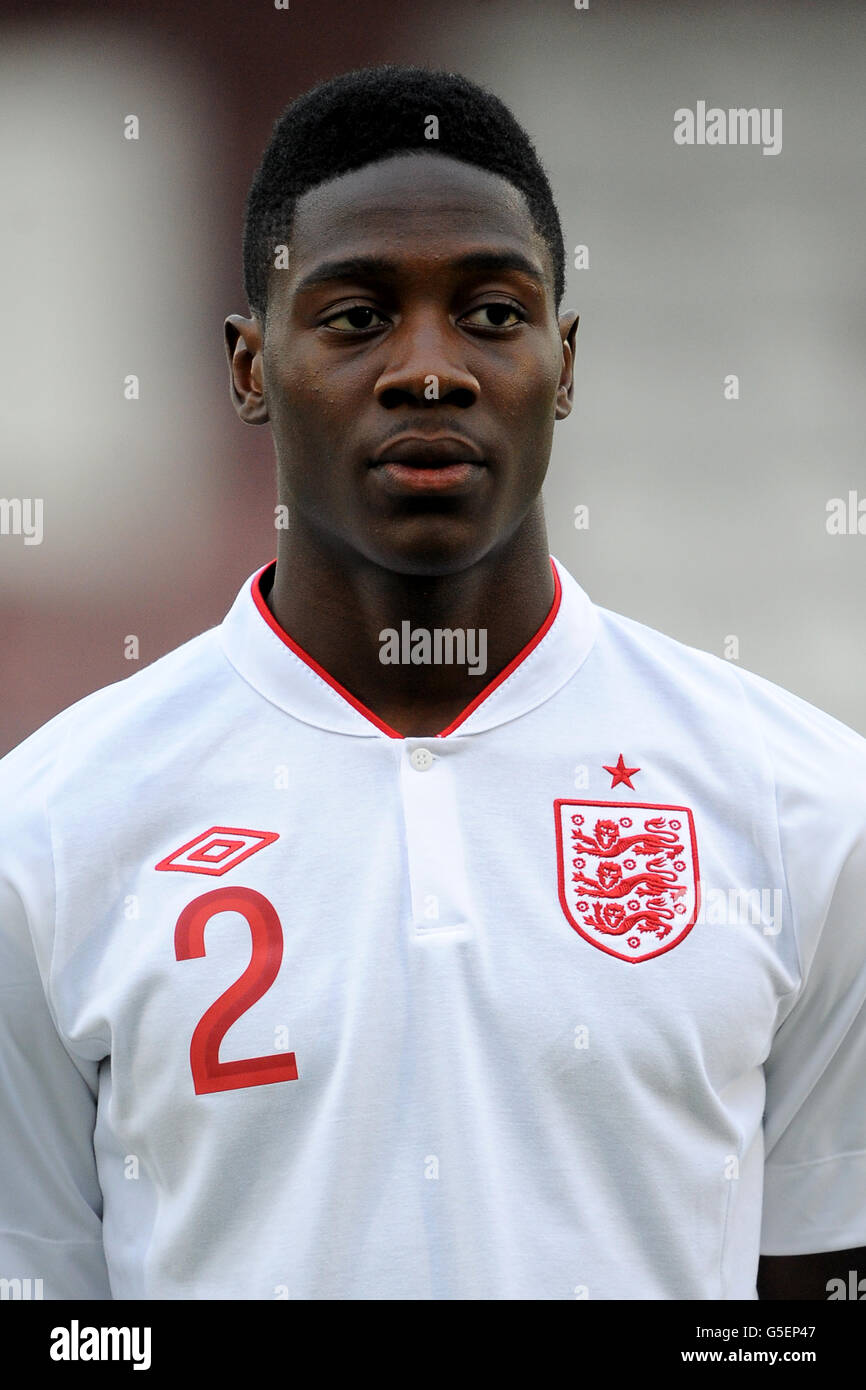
242,65,566,321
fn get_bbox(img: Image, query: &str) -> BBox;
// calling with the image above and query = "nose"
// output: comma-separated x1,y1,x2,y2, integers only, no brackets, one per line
373,308,480,408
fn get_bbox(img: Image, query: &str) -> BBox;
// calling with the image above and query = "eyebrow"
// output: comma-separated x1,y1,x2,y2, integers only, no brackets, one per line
293,249,546,295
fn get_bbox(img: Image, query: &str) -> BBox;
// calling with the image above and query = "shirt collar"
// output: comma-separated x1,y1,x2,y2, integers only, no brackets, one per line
218,554,598,738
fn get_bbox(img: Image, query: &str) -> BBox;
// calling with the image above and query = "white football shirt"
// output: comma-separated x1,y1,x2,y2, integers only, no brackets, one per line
1,554,864,1300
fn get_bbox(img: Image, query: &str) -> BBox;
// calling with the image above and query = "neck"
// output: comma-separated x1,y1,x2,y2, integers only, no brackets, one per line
266,510,556,737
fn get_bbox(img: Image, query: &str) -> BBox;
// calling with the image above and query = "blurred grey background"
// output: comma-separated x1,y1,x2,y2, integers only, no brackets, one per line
1,0,864,753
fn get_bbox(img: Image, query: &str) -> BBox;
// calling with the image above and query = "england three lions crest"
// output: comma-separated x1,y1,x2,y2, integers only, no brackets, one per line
554,800,701,963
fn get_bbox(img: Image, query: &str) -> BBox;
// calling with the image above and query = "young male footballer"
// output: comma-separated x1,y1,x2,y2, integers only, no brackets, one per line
1,66,864,1302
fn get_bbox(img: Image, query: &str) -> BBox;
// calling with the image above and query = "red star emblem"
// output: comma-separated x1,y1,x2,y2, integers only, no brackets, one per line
603,754,641,790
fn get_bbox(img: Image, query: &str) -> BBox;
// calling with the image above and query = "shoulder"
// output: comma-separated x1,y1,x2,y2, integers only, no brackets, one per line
0,625,228,829
592,601,866,967
595,600,866,796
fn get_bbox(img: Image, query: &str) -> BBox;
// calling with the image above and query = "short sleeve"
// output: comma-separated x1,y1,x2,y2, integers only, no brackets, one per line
743,674,866,1256
0,730,112,1298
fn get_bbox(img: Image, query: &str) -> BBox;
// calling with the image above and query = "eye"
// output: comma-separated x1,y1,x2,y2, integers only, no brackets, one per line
322,305,388,332
460,302,524,330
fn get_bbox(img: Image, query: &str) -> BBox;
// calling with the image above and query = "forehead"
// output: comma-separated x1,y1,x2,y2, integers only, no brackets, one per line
285,151,552,289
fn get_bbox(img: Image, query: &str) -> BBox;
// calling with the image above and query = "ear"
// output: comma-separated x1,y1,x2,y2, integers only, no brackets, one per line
554,310,580,420
224,314,269,424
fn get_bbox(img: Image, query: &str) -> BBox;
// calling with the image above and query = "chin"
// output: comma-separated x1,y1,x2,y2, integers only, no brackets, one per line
362,530,496,579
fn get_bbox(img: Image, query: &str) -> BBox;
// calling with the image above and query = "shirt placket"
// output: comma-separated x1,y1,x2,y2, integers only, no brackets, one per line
399,740,474,941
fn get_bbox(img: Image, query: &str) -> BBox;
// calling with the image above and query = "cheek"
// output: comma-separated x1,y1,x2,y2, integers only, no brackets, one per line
508,364,559,442
499,345,561,417
265,361,336,448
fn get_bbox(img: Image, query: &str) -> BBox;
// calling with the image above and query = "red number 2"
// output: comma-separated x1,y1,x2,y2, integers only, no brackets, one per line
174,887,299,1095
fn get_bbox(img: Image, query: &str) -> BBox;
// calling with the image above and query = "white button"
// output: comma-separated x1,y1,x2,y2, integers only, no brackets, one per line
409,747,434,771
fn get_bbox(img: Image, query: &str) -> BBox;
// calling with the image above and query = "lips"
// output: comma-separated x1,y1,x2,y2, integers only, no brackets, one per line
366,436,489,503
372,432,483,464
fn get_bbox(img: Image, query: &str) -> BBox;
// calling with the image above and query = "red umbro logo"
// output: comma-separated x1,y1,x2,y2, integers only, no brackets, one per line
155,826,279,877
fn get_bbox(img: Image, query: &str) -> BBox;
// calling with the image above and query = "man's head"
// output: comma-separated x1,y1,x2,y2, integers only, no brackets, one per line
226,65,578,578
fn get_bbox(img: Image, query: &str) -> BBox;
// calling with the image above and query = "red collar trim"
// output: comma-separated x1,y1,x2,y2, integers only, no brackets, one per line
250,556,562,740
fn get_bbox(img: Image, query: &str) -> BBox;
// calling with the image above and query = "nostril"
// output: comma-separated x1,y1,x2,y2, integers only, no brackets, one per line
378,385,478,410
379,387,419,410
